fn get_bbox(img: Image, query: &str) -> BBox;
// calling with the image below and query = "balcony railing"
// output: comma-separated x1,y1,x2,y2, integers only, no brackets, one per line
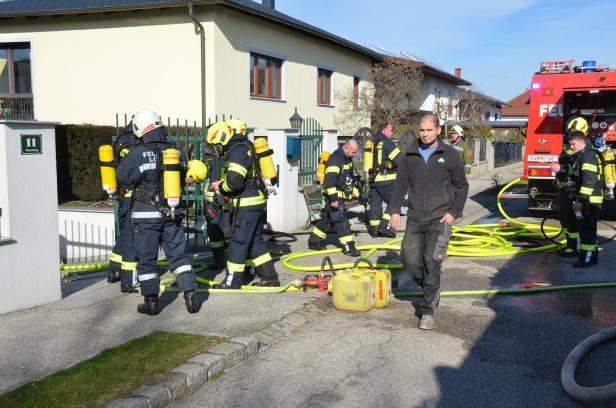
0,97,34,120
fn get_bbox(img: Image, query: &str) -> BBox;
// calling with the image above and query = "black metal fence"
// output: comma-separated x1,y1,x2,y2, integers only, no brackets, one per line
493,141,524,167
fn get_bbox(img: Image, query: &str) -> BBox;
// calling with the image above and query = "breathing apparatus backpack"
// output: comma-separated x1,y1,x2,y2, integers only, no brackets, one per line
225,138,269,199
132,141,184,218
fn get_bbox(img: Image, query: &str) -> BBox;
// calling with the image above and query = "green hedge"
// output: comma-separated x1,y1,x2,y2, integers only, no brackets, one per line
56,124,116,203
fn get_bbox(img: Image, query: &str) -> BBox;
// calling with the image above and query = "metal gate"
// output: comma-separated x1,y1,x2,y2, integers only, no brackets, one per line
298,117,323,186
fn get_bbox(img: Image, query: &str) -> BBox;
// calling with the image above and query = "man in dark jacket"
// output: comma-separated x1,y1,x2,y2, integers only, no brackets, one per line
367,123,401,238
390,114,469,330
117,109,199,315
308,139,361,256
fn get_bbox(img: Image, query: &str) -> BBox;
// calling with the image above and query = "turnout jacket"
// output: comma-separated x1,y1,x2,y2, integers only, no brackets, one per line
371,131,401,185
572,142,604,206
390,139,469,221
323,146,354,202
114,126,139,197
451,138,472,174
219,137,266,211
117,128,186,222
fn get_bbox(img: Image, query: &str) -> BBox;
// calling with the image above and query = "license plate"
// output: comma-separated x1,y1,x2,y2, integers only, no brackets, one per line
528,155,558,162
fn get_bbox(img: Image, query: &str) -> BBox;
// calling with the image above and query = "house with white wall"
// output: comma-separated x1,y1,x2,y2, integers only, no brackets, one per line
0,0,378,135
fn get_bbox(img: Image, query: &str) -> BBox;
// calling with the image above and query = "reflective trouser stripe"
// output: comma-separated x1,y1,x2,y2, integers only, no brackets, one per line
312,227,327,239
121,261,138,271
579,244,598,251
210,240,226,248
339,235,353,244
369,220,380,227
589,196,604,204
579,187,593,195
381,213,391,221
139,273,158,281
567,232,580,239
225,261,245,286
251,253,272,267
110,252,123,263
173,265,192,276
374,173,396,182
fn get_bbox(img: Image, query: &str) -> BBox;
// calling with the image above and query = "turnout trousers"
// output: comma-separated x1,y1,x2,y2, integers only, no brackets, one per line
308,202,354,247
224,209,276,288
134,219,197,296
558,191,579,252
367,183,393,232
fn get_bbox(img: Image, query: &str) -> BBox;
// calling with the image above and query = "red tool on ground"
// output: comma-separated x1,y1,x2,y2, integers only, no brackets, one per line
292,256,335,292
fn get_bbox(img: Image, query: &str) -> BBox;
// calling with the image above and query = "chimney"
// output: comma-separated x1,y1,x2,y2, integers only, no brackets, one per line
262,0,275,10
454,67,461,78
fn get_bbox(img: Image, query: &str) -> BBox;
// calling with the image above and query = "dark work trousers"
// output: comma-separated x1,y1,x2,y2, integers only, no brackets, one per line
578,204,599,252
134,220,197,296
558,191,579,241
225,209,275,287
308,201,354,246
400,218,447,316
206,217,226,263
367,183,393,232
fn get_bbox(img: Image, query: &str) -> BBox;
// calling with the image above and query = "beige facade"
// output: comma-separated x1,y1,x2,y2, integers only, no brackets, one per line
0,6,373,133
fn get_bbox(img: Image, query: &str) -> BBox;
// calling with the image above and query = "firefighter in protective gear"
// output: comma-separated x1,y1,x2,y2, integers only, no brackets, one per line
367,123,400,238
117,109,199,315
107,122,141,293
203,121,233,270
568,130,603,268
549,143,579,257
308,138,361,256
209,120,280,289
449,125,472,175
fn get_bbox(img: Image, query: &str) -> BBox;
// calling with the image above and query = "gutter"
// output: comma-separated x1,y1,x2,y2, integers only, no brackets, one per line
188,2,207,131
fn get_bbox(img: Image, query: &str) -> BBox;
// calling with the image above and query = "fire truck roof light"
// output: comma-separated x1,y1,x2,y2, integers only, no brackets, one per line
531,83,541,89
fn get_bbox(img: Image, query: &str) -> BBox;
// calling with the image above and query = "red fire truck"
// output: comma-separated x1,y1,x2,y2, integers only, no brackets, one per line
524,60,616,215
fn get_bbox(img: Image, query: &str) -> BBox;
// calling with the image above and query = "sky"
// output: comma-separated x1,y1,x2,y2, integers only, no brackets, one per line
267,0,616,102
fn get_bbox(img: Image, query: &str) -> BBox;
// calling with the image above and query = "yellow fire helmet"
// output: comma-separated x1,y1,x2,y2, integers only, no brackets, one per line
206,121,234,145
566,117,589,136
186,159,207,183
227,119,247,137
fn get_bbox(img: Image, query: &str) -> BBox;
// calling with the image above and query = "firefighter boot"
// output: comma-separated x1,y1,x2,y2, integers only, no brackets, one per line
137,294,159,316
573,251,593,268
107,260,121,283
557,238,578,258
343,241,361,257
208,248,226,270
368,228,379,238
378,219,396,238
184,290,200,313
218,268,242,289
591,249,599,265
308,233,325,251
252,262,280,287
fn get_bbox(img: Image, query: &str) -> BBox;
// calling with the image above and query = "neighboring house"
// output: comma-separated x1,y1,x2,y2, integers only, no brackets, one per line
501,89,531,122
0,0,379,134
384,56,472,122
458,89,508,123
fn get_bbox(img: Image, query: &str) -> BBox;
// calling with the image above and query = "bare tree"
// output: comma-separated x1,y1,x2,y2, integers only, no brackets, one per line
335,61,423,133
454,87,494,123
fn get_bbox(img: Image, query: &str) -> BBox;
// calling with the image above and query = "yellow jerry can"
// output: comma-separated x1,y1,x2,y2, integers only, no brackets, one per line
353,258,392,308
331,258,376,312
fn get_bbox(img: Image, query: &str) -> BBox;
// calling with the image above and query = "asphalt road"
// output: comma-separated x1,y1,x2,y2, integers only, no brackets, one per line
172,198,616,408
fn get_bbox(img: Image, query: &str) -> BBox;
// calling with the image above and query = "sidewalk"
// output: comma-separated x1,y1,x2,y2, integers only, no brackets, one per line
0,162,524,395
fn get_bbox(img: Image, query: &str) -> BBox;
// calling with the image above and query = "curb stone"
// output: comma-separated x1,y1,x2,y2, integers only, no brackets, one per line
106,295,328,407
